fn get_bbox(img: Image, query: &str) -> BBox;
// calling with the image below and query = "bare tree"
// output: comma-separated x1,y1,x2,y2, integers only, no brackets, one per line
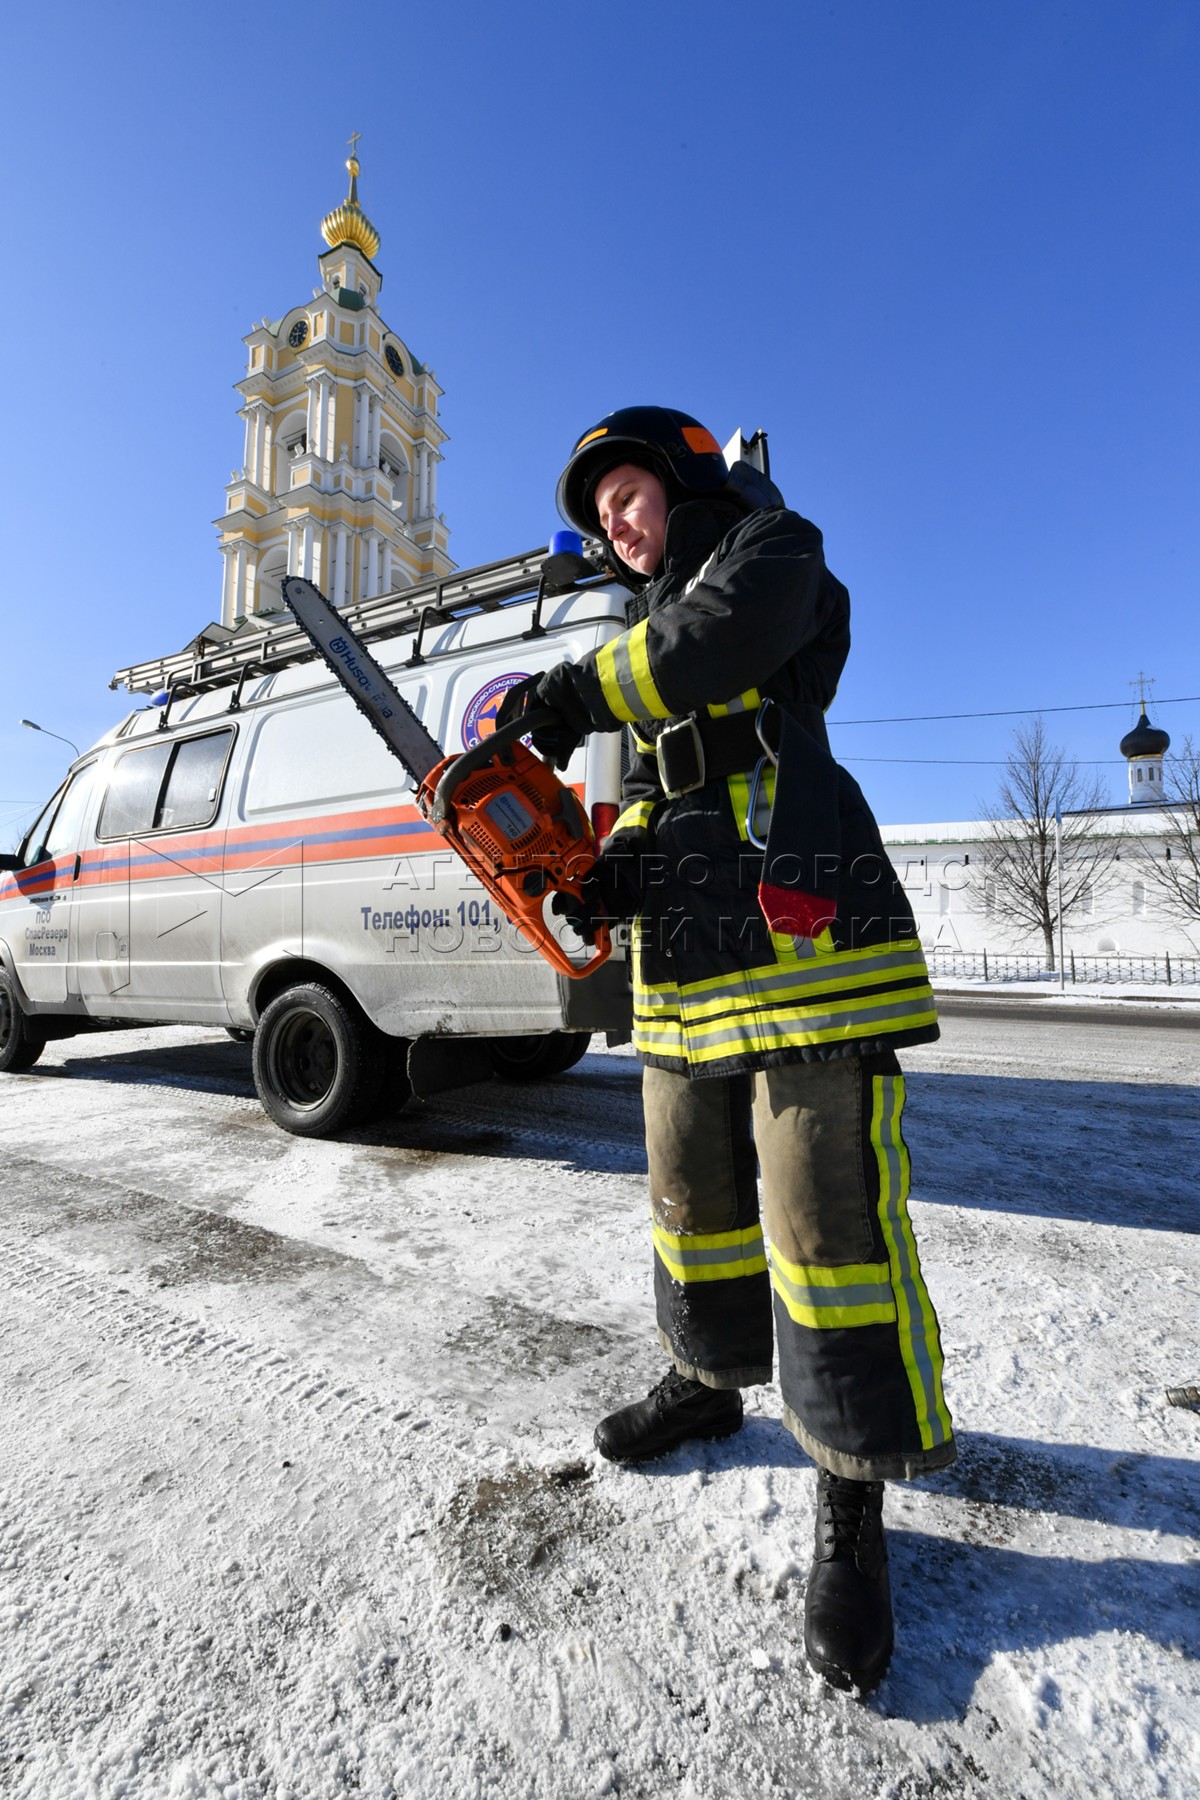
980,720,1122,971
1135,736,1200,934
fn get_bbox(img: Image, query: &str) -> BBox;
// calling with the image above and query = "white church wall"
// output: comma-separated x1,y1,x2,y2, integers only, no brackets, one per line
881,811,1199,959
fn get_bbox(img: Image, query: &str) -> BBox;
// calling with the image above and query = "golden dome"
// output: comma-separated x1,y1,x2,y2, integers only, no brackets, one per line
321,145,381,261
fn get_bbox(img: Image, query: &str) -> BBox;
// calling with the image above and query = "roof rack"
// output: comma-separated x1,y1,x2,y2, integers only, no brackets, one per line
110,544,594,697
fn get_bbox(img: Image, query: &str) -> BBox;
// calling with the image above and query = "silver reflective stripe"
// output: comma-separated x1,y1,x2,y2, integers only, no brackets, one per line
610,635,646,719
772,1267,894,1313
877,1076,948,1441
659,1238,764,1270
684,995,934,1051
687,947,927,1007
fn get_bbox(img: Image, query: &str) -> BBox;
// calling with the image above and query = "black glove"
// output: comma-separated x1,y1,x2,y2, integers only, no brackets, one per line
551,845,644,945
495,666,593,770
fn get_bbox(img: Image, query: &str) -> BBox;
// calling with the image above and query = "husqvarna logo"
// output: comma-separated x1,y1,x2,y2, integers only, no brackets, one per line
461,673,530,750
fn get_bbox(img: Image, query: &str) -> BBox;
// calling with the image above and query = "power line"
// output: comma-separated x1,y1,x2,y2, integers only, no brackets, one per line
842,756,1132,767
830,694,1200,727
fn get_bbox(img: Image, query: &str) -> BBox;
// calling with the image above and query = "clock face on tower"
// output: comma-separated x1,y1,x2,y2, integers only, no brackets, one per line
288,320,309,349
384,344,404,379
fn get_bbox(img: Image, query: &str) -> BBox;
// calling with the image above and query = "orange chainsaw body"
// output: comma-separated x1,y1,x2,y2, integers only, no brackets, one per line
416,740,612,980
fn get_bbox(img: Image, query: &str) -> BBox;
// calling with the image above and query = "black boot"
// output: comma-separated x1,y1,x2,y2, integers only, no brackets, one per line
803,1468,893,1694
594,1368,743,1464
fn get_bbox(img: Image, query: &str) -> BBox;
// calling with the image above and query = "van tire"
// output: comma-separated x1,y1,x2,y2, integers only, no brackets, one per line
490,1031,591,1082
0,971,48,1074
253,982,384,1137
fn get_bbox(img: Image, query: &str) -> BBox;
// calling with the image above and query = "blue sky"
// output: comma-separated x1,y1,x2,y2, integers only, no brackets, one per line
2,0,1196,844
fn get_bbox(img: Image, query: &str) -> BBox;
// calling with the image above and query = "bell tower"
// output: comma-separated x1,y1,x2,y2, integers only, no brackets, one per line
215,138,452,627
1119,674,1171,805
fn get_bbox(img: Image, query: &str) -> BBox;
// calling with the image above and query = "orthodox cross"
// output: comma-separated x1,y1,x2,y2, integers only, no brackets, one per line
1128,672,1155,712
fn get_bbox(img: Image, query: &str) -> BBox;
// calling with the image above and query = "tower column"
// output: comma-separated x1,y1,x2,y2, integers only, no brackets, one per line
381,539,392,594
352,385,367,466
365,532,380,598
370,393,382,467
321,374,336,461
221,543,237,629
334,526,348,605
240,409,256,484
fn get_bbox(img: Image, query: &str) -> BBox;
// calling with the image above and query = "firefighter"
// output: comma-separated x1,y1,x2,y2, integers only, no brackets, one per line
497,406,955,1694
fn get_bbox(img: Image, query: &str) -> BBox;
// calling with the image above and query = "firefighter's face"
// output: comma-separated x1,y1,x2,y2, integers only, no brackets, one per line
594,463,668,576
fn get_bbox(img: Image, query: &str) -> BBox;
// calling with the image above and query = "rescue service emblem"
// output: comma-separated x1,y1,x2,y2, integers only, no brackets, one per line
461,673,531,750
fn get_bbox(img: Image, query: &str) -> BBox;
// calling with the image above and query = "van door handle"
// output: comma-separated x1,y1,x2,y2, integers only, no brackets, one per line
72,854,81,882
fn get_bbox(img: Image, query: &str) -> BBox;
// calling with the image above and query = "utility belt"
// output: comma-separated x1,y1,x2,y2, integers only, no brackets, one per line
655,704,829,800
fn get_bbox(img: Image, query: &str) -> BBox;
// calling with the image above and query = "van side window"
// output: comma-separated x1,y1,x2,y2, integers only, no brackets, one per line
18,763,100,868
159,732,234,830
19,786,68,869
99,741,173,838
42,763,99,861
98,729,234,839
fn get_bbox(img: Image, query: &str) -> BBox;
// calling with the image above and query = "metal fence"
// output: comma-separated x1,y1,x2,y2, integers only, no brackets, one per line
925,949,1200,986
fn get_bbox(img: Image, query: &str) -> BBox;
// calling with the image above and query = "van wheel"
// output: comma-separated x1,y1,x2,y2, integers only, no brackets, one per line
0,971,47,1074
490,1032,591,1082
253,982,384,1137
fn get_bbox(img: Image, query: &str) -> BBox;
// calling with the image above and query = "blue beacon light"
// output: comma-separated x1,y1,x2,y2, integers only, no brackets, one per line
549,528,584,560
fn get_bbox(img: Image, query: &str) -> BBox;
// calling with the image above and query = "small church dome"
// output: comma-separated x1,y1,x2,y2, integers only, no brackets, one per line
321,152,381,262
1120,712,1170,758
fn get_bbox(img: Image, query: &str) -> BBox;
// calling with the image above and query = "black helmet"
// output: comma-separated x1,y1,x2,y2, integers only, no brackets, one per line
556,405,729,537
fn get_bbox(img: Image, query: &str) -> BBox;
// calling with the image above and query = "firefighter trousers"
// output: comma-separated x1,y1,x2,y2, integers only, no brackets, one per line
643,1049,956,1481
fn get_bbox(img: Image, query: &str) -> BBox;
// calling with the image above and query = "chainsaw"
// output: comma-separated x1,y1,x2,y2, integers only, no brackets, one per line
280,575,611,980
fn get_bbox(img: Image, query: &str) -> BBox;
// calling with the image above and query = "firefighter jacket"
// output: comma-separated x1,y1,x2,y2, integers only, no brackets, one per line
554,494,939,1079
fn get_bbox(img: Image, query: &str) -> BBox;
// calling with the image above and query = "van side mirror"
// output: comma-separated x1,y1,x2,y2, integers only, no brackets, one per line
0,854,20,872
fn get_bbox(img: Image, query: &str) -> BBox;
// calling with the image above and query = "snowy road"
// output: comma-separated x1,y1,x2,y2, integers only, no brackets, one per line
1,1005,1198,1798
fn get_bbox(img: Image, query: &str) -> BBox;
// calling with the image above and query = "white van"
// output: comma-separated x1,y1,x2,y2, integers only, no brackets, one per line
0,548,633,1135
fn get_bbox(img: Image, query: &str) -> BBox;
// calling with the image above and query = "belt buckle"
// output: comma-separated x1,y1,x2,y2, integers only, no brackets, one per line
656,716,706,799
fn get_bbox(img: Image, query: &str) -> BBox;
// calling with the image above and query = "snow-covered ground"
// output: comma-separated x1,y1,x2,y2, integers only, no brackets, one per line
1,1003,1197,1799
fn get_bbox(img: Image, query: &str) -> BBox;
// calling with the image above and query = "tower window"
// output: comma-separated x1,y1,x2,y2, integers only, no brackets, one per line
1132,881,1146,917
1137,767,1144,781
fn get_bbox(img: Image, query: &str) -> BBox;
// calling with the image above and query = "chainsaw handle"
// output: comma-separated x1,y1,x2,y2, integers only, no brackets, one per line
428,707,558,824
520,908,612,982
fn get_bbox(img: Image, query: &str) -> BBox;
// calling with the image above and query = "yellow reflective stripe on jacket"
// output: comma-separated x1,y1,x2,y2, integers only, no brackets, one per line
630,941,935,1064
612,798,655,834
631,726,655,754
769,1247,897,1329
595,619,671,723
771,925,836,963
707,687,761,718
652,1218,768,1284
640,943,930,1012
633,999,938,1065
871,1074,953,1450
727,762,775,845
